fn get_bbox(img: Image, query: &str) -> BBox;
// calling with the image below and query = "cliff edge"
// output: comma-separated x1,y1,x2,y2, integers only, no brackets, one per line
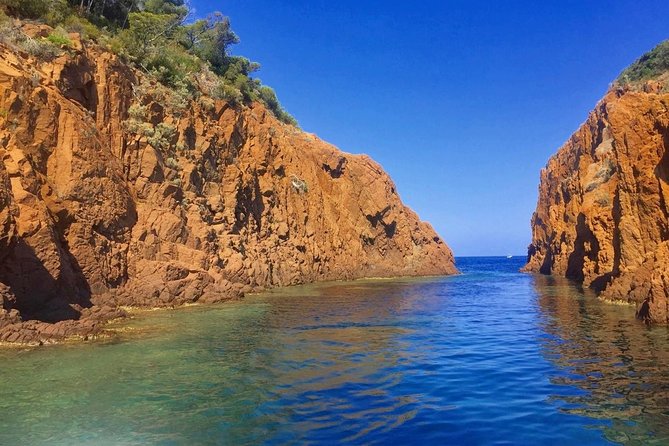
525,41,669,323
0,25,456,343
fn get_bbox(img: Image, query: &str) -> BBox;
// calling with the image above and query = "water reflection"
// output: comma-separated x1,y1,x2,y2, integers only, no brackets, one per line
241,280,437,442
534,274,669,444
3,264,669,445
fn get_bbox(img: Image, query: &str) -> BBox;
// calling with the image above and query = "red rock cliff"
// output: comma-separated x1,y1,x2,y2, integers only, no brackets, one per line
0,29,456,342
524,84,669,323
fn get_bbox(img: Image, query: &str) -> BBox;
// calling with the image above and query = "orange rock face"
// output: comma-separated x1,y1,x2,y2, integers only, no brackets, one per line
524,87,669,323
0,32,456,342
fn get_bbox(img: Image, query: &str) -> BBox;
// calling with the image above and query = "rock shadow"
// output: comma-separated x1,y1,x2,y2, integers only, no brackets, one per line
0,239,92,323
590,189,622,292
566,213,599,283
322,156,347,179
232,174,265,234
654,125,669,238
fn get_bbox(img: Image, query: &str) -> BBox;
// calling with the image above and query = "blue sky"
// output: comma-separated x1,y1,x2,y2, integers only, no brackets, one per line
192,0,669,256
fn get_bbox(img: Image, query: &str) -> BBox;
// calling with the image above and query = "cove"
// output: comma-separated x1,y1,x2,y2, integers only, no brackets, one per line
0,257,668,445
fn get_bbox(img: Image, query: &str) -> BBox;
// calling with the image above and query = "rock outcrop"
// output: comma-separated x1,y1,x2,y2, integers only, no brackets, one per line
0,25,456,343
524,82,669,323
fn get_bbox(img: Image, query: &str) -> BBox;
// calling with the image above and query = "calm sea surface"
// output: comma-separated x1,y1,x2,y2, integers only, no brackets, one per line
1,257,669,445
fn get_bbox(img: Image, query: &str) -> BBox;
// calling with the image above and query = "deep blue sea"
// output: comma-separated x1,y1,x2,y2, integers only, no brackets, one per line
1,256,668,445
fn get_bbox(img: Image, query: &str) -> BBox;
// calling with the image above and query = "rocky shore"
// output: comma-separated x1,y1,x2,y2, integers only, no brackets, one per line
0,23,456,345
525,81,669,323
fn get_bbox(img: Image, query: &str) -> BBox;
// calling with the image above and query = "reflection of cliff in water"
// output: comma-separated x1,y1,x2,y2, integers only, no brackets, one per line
102,280,426,443
532,274,669,444
217,280,431,438
249,280,431,393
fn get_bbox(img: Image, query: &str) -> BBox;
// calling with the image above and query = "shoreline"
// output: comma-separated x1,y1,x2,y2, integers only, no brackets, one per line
0,271,459,348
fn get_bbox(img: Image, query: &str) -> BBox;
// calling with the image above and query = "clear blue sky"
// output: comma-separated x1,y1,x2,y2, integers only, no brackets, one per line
192,0,669,256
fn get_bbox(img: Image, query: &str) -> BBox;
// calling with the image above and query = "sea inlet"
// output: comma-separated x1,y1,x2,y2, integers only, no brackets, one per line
1,257,667,445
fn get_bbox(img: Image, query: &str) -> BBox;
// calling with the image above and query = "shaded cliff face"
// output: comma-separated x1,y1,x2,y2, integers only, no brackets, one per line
525,85,669,324
0,27,456,342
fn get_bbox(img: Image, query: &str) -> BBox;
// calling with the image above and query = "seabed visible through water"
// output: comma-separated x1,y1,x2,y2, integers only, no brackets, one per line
0,257,668,445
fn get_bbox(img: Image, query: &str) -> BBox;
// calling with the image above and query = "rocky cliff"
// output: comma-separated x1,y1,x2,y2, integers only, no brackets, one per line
524,78,669,323
0,25,456,343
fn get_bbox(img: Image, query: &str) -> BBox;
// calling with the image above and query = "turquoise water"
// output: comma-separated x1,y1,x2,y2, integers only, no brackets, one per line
1,257,669,445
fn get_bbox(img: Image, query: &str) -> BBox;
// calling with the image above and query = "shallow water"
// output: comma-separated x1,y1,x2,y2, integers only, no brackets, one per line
1,257,668,445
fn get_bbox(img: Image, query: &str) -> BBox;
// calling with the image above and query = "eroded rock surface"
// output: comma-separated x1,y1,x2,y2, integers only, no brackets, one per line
525,86,669,323
0,28,456,343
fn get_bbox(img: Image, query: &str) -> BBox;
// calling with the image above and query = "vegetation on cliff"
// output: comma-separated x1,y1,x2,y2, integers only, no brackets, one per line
0,0,298,126
617,39,669,89
526,40,669,323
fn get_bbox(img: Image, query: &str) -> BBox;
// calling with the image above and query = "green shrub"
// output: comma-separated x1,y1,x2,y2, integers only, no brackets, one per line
46,27,72,47
220,56,261,101
43,0,69,26
0,21,60,59
148,122,176,150
146,44,201,88
143,0,188,17
0,20,18,44
127,104,147,121
618,40,669,85
115,12,181,61
130,77,190,118
0,0,69,24
63,14,102,41
124,85,179,152
180,13,238,75
198,96,215,111
165,157,179,169
0,1,299,127
258,85,298,126
26,37,61,58
206,81,238,103
0,0,49,18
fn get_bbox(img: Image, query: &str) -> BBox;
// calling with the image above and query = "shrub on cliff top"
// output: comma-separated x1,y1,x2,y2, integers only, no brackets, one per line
618,40,669,85
0,0,299,126
62,14,101,41
0,0,49,19
258,85,298,126
113,11,183,63
0,0,68,24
